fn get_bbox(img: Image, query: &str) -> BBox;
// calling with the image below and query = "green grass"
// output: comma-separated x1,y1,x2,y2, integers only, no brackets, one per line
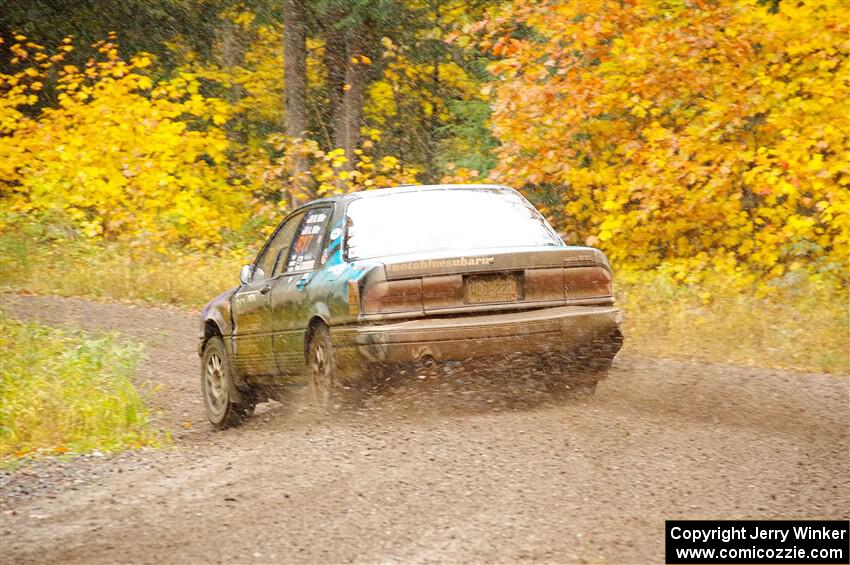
0,315,160,462
2,233,847,374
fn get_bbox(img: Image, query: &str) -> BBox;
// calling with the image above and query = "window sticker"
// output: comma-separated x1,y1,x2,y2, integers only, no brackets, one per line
293,233,315,254
286,208,330,272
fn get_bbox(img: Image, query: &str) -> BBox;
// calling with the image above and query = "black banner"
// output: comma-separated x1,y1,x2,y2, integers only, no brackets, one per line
666,520,849,564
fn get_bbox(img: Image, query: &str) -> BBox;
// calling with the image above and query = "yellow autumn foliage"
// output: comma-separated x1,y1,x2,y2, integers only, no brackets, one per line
262,136,420,214
484,0,849,287
365,46,481,126
173,10,291,130
0,32,420,248
1,36,249,247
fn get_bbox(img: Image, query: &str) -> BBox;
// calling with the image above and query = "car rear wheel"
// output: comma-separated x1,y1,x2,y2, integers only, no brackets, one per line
307,324,352,410
307,325,335,409
201,336,255,429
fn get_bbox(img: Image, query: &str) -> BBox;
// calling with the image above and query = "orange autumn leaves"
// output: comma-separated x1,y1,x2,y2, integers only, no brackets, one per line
483,0,849,286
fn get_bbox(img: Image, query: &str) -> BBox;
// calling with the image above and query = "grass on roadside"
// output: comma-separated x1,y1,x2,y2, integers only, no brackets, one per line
0,314,160,463
616,270,849,374
1,232,243,307
1,233,847,374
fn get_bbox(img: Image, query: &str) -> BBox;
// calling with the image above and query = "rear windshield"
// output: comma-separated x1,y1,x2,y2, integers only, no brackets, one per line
344,188,563,260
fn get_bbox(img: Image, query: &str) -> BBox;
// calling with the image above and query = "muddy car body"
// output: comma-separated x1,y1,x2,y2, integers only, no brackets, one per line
199,184,623,427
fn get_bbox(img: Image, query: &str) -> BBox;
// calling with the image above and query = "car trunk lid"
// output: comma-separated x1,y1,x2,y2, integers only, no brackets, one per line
359,247,613,317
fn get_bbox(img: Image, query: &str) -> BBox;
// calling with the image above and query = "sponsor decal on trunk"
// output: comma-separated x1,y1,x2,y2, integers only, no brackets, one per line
564,254,595,265
387,256,496,273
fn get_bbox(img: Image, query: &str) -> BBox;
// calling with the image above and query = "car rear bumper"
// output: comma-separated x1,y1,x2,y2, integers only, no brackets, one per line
333,305,623,372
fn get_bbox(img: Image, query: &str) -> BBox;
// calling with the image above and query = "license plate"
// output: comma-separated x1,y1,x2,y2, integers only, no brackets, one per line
466,274,519,304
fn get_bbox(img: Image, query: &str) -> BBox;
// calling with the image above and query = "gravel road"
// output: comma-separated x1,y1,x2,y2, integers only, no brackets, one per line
1,293,848,564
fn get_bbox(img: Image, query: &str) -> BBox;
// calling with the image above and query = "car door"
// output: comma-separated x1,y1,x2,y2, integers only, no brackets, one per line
232,211,304,377
270,206,333,375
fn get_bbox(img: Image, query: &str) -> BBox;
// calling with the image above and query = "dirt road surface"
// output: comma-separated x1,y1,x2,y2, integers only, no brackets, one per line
1,294,848,564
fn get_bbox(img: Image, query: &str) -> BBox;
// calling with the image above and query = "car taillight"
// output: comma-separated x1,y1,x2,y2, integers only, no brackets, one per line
347,280,360,316
362,279,423,314
422,274,463,309
526,266,612,301
564,266,612,298
524,268,566,302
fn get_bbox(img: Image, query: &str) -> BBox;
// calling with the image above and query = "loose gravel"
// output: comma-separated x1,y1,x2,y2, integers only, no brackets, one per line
1,293,847,564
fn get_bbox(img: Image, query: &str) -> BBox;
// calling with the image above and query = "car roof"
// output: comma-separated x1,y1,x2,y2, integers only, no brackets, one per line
297,183,511,209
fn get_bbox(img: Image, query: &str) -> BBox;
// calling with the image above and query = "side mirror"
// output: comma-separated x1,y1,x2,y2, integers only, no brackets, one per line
239,264,253,285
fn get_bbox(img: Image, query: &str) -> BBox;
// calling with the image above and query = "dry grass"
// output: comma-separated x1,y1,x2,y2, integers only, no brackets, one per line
1,234,243,308
616,270,849,374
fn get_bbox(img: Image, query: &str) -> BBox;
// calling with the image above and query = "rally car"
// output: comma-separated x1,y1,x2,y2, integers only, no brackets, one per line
200,184,623,428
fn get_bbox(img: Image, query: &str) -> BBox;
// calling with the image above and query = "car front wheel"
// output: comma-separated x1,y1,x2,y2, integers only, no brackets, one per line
201,336,255,429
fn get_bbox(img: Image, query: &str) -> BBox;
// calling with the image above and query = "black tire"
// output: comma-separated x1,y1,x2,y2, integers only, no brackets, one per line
201,337,256,429
306,324,347,410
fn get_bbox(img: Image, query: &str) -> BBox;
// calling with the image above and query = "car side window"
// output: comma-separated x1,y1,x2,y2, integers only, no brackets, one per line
284,207,331,273
253,212,304,281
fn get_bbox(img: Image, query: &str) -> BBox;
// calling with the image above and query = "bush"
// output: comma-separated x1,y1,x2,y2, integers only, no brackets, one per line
1,35,248,248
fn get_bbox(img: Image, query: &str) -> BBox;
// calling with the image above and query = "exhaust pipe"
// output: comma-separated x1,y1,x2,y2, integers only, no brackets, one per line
419,355,437,370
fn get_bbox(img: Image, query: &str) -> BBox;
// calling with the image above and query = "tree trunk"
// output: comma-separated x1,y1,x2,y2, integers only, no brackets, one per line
322,25,347,151
284,0,308,204
333,31,369,169
421,3,442,183
218,18,247,144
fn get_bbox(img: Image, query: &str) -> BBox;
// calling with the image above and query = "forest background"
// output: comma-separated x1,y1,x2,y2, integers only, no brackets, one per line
1,0,848,373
